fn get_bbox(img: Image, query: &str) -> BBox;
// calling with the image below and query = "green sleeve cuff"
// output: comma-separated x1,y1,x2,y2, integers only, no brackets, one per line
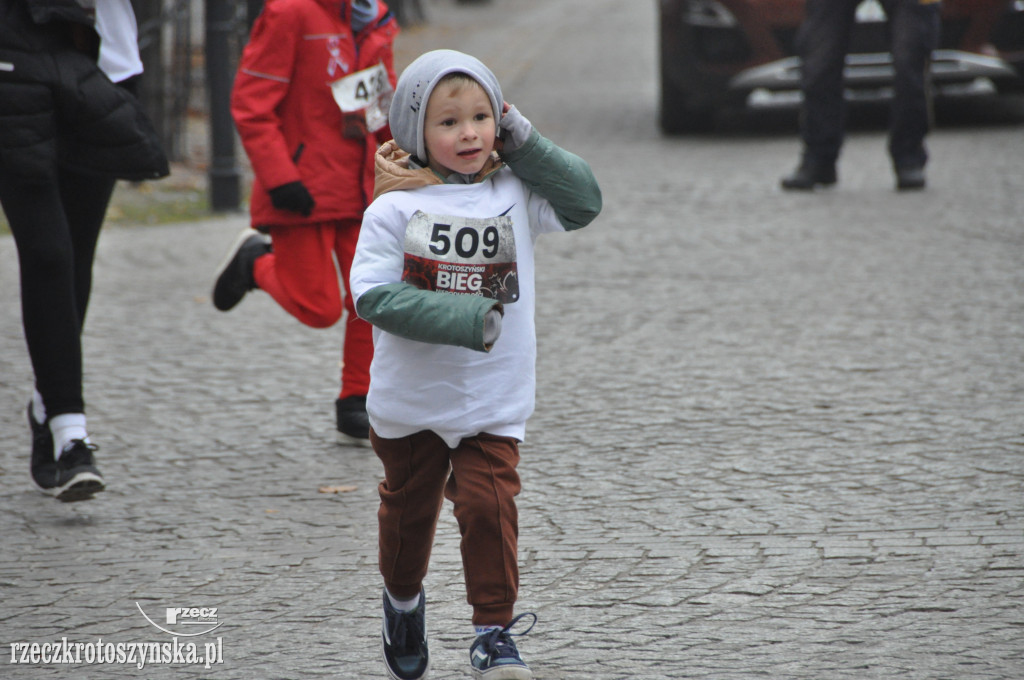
502,129,603,231
356,282,503,352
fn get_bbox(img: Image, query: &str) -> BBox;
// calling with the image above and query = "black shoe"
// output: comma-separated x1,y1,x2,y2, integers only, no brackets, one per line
469,613,537,680
212,229,271,311
382,590,429,680
50,440,105,503
28,403,57,491
895,165,926,191
781,161,837,190
336,395,370,446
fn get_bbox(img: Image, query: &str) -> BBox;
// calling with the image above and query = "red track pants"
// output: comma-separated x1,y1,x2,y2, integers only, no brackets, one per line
252,218,372,399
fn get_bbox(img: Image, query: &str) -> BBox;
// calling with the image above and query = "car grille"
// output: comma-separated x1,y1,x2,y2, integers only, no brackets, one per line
771,24,892,58
773,17,1018,59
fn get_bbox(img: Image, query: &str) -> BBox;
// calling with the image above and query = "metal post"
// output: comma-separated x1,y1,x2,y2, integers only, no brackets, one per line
247,0,263,30
205,0,240,211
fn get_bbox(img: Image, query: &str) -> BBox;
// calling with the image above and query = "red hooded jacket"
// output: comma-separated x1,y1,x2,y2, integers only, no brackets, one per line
232,0,398,227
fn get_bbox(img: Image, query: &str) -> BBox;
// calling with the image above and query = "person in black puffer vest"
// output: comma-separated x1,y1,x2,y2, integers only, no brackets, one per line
0,0,168,503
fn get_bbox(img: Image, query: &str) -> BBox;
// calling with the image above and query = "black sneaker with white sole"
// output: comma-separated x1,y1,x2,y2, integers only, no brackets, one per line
469,613,537,680
49,440,105,503
336,395,371,447
212,229,271,311
382,589,429,680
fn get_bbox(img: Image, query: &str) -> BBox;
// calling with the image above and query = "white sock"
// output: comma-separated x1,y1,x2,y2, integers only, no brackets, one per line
31,390,47,424
386,590,420,613
49,413,88,460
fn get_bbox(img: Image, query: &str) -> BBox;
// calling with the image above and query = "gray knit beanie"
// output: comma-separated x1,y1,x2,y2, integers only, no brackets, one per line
389,49,503,163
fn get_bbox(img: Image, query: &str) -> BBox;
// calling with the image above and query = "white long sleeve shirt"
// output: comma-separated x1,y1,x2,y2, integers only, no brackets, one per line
351,166,565,447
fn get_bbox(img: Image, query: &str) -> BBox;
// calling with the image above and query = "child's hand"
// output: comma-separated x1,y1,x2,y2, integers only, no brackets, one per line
482,307,503,350
496,101,532,154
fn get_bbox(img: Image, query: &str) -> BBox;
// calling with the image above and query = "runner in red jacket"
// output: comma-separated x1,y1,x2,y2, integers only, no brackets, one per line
212,0,398,445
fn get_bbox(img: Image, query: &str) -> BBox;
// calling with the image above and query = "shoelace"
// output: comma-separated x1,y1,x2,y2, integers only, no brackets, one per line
60,440,99,467
387,606,424,653
476,612,537,661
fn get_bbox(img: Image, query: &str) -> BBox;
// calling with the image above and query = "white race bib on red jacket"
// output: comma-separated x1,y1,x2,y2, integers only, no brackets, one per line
330,62,394,136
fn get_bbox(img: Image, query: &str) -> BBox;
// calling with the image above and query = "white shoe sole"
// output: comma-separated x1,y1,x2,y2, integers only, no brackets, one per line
212,227,263,284
50,471,105,503
336,431,372,448
472,664,533,680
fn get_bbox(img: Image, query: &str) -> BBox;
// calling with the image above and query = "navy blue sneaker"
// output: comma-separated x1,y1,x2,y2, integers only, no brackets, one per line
382,590,429,680
469,613,537,679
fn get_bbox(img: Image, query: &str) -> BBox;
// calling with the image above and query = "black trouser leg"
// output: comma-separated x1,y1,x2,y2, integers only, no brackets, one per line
796,0,861,166
884,0,941,169
0,168,115,417
61,167,117,328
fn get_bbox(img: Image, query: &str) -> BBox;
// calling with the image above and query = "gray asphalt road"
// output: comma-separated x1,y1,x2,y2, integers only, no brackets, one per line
2,1,1022,678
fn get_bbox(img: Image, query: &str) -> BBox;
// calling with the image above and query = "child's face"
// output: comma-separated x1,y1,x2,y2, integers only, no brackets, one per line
422,79,496,177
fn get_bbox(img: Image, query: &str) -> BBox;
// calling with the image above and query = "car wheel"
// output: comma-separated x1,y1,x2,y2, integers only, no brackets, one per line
658,9,716,134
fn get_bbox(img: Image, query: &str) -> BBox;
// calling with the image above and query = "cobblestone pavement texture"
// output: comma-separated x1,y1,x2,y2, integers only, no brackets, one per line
2,1,1023,678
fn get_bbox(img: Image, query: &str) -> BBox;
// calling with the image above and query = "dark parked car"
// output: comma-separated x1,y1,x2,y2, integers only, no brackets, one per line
658,0,1024,132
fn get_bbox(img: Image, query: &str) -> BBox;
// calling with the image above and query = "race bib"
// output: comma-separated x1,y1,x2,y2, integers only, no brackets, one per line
330,62,393,137
402,210,519,304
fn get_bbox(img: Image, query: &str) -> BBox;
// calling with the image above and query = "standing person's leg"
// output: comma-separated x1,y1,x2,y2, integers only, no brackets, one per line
374,429,450,680
886,0,940,189
782,0,859,188
799,0,859,164
332,219,374,443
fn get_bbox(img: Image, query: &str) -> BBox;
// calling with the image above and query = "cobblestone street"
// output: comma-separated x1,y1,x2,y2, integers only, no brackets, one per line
2,1,1023,678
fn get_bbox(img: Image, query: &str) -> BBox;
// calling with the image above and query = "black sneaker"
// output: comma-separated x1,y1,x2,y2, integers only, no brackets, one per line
28,402,57,491
469,613,537,680
382,589,429,680
212,229,271,311
50,440,105,503
336,395,370,447
780,160,837,190
895,165,926,191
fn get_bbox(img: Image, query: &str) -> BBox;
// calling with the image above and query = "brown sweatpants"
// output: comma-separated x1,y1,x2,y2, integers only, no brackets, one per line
372,429,521,627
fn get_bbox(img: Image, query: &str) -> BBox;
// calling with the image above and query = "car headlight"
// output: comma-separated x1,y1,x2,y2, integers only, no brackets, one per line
685,0,738,28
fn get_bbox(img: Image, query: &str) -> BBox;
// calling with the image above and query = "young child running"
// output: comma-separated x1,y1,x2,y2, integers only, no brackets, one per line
349,49,602,680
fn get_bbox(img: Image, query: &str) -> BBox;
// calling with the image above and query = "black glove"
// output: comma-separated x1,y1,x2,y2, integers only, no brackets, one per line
268,181,315,216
